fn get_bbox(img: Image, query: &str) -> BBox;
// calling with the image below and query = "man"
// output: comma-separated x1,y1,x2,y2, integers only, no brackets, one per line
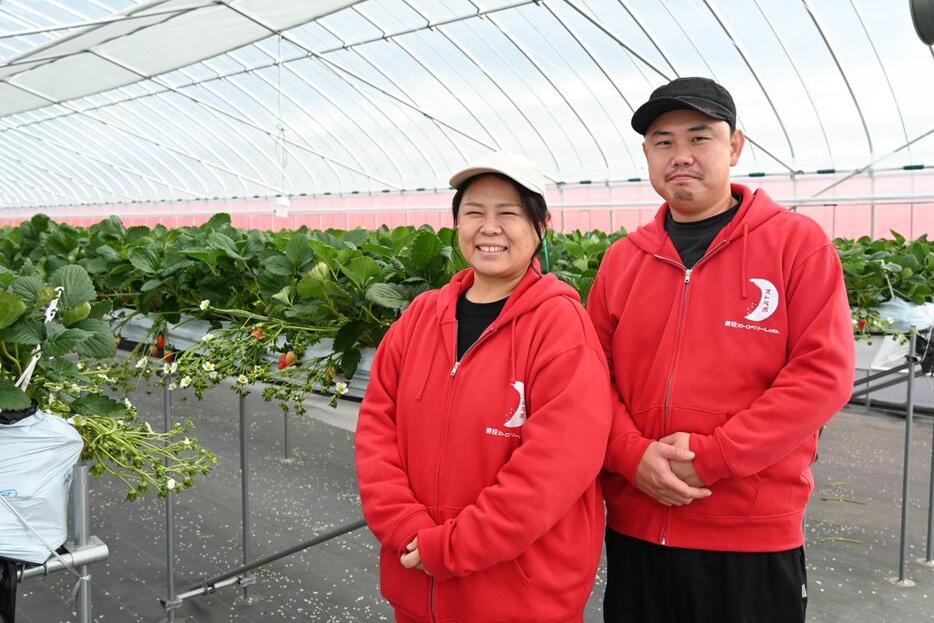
588,77,854,622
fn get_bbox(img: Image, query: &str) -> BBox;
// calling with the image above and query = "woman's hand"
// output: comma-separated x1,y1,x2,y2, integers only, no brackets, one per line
401,537,430,574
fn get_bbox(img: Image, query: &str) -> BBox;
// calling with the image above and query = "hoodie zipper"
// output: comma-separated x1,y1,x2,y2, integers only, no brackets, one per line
653,240,728,545
428,327,497,620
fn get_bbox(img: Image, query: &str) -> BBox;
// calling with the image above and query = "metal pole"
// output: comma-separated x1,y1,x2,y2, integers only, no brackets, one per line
922,415,934,567
282,407,292,462
239,392,254,602
73,463,91,623
865,369,872,413
891,331,918,587
162,373,182,621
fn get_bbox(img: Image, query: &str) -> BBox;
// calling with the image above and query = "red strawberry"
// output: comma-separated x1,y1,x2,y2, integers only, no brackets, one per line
156,335,165,349
164,350,175,362
150,345,160,357
857,319,867,330
251,327,266,341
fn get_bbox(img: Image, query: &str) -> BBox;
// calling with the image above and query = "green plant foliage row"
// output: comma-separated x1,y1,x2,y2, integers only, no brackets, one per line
0,258,215,500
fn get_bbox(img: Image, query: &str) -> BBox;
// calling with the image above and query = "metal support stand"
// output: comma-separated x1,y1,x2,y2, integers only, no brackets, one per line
280,407,294,463
73,463,92,623
239,392,256,602
920,371,934,569
160,373,185,622
890,331,918,587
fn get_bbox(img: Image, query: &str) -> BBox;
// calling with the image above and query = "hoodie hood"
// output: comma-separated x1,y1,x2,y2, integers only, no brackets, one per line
413,260,580,400
626,183,787,299
626,183,785,256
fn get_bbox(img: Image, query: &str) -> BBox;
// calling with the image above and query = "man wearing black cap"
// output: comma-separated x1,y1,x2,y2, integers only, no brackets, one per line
587,77,854,622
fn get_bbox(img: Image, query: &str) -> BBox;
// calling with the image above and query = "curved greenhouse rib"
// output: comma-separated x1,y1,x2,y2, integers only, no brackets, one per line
801,0,873,155
615,0,680,78
487,11,604,171
702,0,795,161
534,3,638,171
752,0,832,164
848,0,910,156
217,0,498,157
432,25,561,172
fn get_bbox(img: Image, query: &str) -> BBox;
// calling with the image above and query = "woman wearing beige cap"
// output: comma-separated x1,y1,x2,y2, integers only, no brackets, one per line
356,152,612,622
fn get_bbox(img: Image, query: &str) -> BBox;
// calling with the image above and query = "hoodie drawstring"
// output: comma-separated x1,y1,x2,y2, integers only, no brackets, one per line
740,223,749,299
415,330,438,401
510,317,518,383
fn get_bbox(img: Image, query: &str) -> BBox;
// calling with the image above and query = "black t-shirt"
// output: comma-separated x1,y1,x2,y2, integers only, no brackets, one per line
665,195,741,268
456,292,508,360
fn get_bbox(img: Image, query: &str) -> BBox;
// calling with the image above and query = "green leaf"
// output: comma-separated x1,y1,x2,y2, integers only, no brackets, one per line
72,319,117,358
296,262,331,298
9,276,45,306
410,230,443,270
285,233,311,266
271,285,293,306
141,279,163,292
0,377,31,411
340,256,381,290
0,317,43,344
263,255,294,277
0,291,27,330
40,358,81,382
60,301,92,326
71,394,125,417
49,265,96,309
206,232,243,259
128,247,159,274
339,347,362,379
44,322,93,357
334,321,367,354
206,213,232,229
87,300,112,320
81,257,109,274
29,214,50,235
366,283,411,311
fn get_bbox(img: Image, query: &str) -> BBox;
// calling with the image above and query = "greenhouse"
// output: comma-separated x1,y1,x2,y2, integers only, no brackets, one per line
3,1,934,622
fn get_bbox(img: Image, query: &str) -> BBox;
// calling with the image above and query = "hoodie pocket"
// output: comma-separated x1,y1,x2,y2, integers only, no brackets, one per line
379,545,432,619
437,558,531,623
667,405,727,437
629,405,664,440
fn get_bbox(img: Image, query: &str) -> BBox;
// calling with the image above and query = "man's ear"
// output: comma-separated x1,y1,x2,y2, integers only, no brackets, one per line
729,129,745,167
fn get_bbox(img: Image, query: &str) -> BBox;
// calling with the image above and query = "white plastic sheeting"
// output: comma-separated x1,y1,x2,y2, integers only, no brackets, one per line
0,0,932,208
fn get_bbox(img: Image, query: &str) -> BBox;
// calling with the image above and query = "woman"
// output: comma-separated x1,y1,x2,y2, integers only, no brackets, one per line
356,152,611,623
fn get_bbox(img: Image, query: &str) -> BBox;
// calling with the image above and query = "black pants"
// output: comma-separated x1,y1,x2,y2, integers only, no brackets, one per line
603,529,807,623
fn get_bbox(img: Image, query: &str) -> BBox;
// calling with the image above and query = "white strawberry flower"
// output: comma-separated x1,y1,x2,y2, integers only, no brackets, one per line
76,362,84,370
333,381,349,396
199,299,210,311
237,374,249,384
208,371,218,380
144,421,154,433
182,437,192,448
123,398,133,409
168,382,177,391
162,363,171,375
169,362,178,374
166,478,177,490
202,361,215,372
67,415,84,427
201,333,214,341
136,358,148,369
179,376,192,388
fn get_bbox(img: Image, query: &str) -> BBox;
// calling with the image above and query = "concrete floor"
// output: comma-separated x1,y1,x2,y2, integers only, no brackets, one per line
14,381,934,622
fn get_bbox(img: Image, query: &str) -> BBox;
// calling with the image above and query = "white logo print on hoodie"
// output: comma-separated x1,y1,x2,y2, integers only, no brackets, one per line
503,380,527,428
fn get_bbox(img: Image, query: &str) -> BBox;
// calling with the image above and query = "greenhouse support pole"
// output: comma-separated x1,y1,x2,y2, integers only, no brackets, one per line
282,408,291,462
892,331,918,587
162,373,182,621
73,463,92,623
923,399,934,567
239,392,255,602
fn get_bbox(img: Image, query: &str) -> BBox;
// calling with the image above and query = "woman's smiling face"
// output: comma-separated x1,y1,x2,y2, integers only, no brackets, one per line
456,174,542,295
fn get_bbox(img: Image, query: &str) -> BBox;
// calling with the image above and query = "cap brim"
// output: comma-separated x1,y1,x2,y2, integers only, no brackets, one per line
449,166,544,197
631,96,733,135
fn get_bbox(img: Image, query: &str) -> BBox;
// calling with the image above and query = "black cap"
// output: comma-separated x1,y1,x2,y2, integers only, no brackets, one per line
631,77,736,135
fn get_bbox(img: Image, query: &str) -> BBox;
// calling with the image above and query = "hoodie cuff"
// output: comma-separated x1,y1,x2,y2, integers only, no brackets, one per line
607,432,653,484
690,432,733,486
417,523,457,582
388,510,436,554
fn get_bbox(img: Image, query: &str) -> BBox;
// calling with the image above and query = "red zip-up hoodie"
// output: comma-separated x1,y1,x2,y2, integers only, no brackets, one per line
356,262,611,623
588,184,854,552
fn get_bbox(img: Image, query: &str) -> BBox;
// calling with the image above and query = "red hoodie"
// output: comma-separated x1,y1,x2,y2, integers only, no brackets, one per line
588,184,854,552
356,262,611,623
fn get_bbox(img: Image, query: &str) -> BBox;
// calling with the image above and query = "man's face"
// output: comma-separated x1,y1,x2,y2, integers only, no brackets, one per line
642,108,745,220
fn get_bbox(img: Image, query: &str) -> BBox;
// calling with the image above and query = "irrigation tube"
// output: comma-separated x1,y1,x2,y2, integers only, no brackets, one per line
892,331,918,587
178,518,368,602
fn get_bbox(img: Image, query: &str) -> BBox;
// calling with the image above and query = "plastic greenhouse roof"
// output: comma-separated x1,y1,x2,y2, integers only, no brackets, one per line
0,0,933,208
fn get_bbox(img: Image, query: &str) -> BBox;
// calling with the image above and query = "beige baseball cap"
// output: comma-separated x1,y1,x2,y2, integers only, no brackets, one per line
449,151,547,197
